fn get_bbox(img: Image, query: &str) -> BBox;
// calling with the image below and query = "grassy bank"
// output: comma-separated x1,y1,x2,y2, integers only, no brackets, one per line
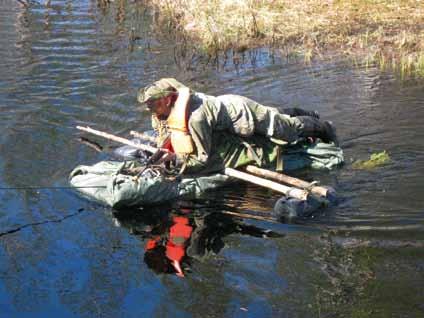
145,0,424,76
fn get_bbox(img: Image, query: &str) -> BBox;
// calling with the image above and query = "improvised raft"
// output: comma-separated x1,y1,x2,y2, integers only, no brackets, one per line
70,126,344,221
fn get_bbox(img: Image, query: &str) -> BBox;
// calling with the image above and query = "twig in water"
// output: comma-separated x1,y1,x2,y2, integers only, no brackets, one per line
78,137,104,152
0,208,86,238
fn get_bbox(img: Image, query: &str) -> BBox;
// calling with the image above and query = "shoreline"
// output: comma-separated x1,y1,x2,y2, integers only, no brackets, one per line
144,0,424,77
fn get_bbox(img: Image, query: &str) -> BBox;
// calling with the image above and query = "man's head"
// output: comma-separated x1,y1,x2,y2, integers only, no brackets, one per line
137,78,187,118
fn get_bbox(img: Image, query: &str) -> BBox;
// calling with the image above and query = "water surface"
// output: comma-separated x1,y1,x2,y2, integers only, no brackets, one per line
0,1,423,317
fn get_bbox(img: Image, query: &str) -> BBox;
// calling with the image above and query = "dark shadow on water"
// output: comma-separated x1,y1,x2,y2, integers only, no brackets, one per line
112,203,284,278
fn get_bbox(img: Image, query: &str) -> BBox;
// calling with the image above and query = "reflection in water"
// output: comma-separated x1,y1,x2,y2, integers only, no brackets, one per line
113,205,284,278
1,0,424,316
144,214,192,277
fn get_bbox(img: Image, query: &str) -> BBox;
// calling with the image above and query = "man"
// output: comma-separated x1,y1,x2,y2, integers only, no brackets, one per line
138,78,338,173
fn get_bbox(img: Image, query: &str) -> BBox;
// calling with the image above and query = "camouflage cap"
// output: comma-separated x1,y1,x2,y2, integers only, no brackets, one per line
137,78,188,105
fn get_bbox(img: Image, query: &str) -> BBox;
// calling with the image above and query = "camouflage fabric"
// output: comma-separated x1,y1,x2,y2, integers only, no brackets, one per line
69,160,231,208
137,78,187,105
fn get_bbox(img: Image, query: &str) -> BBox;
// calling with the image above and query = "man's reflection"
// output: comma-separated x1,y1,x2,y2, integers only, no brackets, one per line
144,213,192,277
113,205,284,278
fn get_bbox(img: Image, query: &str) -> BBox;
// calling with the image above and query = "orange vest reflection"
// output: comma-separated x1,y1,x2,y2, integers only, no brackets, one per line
145,215,193,277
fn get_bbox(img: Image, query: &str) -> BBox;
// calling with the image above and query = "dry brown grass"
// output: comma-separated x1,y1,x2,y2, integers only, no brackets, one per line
145,0,424,76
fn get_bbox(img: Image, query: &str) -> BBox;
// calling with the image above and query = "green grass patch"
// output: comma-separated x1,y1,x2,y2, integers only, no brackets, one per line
352,151,391,170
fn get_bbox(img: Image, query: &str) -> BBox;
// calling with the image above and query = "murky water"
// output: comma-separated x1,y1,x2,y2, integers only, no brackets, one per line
1,1,423,317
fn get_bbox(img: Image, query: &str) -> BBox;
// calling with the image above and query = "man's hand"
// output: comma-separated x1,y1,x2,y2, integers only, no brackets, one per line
155,151,176,165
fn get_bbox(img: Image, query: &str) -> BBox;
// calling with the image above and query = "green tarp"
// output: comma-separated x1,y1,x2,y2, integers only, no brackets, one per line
69,142,343,208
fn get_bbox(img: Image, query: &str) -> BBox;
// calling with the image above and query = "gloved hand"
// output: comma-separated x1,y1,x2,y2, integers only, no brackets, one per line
155,151,176,165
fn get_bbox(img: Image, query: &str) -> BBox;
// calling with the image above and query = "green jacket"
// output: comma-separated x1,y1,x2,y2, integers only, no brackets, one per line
151,92,309,173
180,92,303,173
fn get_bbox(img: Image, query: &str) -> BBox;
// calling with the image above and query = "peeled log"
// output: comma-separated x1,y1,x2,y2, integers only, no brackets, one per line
245,165,336,201
224,168,309,201
76,126,166,154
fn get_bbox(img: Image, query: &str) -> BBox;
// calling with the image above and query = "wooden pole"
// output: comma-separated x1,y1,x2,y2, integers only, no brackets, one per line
224,168,309,201
245,165,334,199
76,126,168,154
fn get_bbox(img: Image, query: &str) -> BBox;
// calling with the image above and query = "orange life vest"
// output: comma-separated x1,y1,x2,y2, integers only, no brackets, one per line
166,87,195,155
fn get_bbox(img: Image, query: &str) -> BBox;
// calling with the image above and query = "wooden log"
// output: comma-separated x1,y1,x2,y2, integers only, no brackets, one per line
224,168,310,201
76,126,168,154
245,165,335,200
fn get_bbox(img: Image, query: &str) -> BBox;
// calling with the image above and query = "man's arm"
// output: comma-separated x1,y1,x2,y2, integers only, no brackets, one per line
179,104,216,173
151,114,169,145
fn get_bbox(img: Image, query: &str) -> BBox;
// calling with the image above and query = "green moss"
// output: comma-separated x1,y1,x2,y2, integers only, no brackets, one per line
352,151,391,170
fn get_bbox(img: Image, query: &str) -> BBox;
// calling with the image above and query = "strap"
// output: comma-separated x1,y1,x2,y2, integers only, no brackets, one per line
167,87,191,132
241,141,262,166
167,87,195,155
275,145,284,172
267,111,276,137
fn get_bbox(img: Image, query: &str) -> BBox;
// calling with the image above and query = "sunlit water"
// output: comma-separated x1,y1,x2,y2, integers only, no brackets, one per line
0,1,423,317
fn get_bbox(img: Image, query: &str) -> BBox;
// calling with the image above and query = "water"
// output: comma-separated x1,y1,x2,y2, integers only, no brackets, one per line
1,1,423,317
